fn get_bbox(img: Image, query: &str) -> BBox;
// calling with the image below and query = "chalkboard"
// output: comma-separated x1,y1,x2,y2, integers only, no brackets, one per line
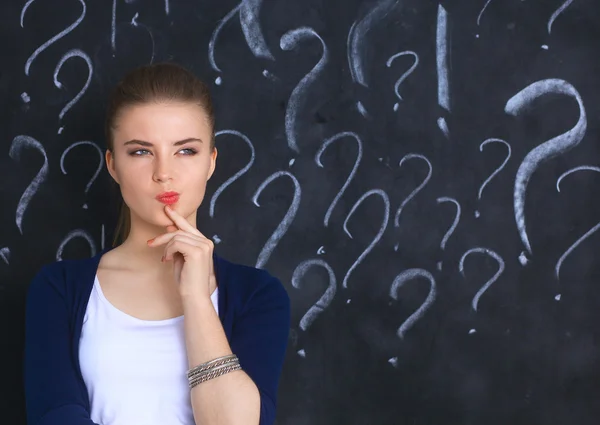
2,0,600,424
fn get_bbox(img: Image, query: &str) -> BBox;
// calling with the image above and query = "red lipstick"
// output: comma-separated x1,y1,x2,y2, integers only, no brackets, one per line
156,191,180,205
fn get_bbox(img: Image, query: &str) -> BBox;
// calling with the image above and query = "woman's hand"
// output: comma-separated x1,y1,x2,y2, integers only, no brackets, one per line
147,205,215,299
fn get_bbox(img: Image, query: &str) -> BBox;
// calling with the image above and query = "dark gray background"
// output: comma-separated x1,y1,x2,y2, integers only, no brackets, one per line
1,0,600,424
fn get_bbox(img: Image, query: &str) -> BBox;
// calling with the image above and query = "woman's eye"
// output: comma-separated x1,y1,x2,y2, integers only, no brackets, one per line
128,148,197,156
129,149,150,156
179,148,197,155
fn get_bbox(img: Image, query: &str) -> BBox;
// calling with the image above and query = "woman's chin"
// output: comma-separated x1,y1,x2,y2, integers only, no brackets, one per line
132,204,194,228
136,214,176,229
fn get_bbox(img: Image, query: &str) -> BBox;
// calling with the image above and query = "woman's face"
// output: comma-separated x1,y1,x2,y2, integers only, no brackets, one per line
106,101,217,233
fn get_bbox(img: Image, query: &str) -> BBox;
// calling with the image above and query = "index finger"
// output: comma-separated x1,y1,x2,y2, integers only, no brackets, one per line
164,205,201,235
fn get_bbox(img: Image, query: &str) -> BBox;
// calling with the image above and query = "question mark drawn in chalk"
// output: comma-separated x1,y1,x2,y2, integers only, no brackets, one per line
347,0,398,88
240,0,274,61
505,79,587,265
459,247,505,314
475,0,495,38
209,130,256,218
555,166,600,281
475,138,511,218
53,49,93,122
386,51,419,111
252,171,301,269
130,13,156,63
435,197,461,271
21,0,86,76
209,2,243,85
209,0,273,85
60,141,104,209
548,0,574,34
542,0,575,48
394,154,432,229
280,27,329,154
343,189,390,290
315,132,363,227
56,229,97,261
112,2,156,62
292,258,337,333
0,248,10,266
9,135,49,234
389,268,436,339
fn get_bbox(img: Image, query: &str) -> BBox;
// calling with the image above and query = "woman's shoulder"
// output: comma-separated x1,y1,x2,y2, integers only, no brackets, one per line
28,253,97,298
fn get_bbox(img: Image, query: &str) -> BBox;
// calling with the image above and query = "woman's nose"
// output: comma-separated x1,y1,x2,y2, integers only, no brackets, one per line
152,157,174,182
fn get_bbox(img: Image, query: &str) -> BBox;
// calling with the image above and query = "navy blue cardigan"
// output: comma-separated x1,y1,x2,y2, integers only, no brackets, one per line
24,247,290,425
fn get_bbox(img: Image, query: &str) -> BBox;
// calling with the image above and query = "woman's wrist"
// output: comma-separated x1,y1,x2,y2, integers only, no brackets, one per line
180,285,212,305
180,274,216,299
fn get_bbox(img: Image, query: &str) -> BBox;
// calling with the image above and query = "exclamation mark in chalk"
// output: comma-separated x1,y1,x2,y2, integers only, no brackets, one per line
436,4,450,139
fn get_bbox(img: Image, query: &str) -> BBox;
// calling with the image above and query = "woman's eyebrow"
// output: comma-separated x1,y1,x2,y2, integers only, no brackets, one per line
123,137,203,147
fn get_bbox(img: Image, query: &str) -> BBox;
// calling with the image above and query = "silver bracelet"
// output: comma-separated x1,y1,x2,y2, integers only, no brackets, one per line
189,361,239,384
189,362,242,389
187,356,239,380
186,354,238,378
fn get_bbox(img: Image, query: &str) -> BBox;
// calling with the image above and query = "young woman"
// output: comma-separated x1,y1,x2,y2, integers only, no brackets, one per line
24,63,291,425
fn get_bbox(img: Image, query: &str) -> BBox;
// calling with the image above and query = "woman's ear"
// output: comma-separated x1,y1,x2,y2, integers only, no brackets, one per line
207,147,218,181
105,149,120,185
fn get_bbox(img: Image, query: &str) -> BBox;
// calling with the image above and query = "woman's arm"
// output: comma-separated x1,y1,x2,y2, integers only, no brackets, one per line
182,276,291,425
24,265,100,425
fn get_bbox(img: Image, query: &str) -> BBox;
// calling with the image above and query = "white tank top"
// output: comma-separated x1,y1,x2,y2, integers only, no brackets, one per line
78,274,219,425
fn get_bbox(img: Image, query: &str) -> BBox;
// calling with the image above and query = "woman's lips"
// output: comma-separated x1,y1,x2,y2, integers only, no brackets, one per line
156,192,180,205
